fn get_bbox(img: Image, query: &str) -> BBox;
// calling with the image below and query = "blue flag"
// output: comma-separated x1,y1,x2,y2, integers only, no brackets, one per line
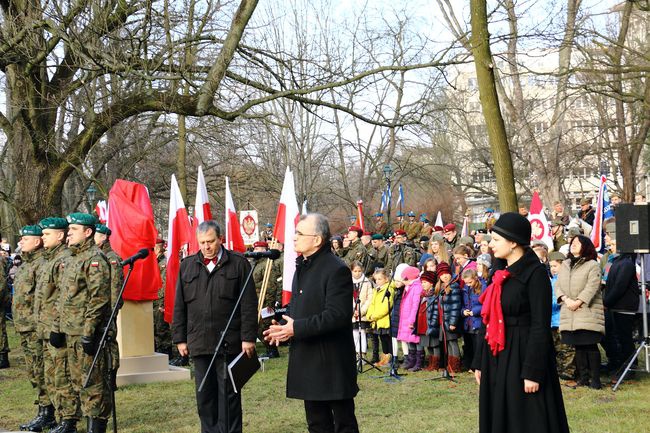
398,184,404,207
380,190,386,212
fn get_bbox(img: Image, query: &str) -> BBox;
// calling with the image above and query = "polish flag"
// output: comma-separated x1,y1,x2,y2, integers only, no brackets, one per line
528,191,554,251
188,166,213,254
273,168,300,306
435,211,444,229
356,200,365,231
224,177,246,252
95,200,108,224
164,175,193,323
461,215,469,237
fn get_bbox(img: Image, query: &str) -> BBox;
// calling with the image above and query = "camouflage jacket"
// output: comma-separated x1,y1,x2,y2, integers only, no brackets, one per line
0,257,7,306
385,243,417,273
404,221,423,241
253,257,282,308
367,245,389,268
58,238,111,338
100,242,123,310
34,243,72,339
343,239,369,268
12,248,46,332
153,254,167,311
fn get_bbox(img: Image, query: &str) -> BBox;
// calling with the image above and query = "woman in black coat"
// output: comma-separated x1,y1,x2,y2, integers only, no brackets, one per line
473,213,569,433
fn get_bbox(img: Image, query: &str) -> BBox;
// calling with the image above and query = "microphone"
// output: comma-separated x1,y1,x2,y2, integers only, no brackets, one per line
244,249,281,260
120,248,150,266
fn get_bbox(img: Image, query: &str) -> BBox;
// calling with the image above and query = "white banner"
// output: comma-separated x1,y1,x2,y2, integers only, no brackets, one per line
239,210,259,245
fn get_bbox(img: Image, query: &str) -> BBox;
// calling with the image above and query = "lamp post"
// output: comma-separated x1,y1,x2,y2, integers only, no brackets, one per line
86,185,97,213
383,164,393,229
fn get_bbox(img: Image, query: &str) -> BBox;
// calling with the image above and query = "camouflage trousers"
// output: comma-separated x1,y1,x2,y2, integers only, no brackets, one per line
153,308,172,355
0,308,8,352
18,331,50,406
44,339,80,420
66,335,112,420
552,328,576,379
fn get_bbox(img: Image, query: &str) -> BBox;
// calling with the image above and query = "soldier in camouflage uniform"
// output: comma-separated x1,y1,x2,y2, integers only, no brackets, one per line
0,251,9,369
58,213,112,433
393,211,405,232
403,211,423,241
367,234,388,269
94,224,123,388
251,241,282,358
153,239,173,356
13,225,56,431
342,226,369,269
443,223,459,254
385,230,417,275
35,217,78,433
373,213,389,237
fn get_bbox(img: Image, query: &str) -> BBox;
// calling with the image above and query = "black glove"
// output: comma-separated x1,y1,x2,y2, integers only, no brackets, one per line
81,335,96,356
49,332,66,348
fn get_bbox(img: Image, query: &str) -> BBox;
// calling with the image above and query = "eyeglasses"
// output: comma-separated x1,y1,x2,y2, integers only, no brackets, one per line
295,231,319,237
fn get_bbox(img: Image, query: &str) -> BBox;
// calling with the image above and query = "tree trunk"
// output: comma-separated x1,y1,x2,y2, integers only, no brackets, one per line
470,0,518,212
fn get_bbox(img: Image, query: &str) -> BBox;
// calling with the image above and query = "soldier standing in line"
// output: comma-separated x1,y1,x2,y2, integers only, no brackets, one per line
94,224,123,389
367,234,388,269
153,238,172,357
385,229,417,273
394,211,405,232
251,241,281,358
404,211,423,241
373,213,389,237
342,226,368,268
443,223,459,253
0,249,9,369
13,225,54,431
59,213,112,433
36,217,77,433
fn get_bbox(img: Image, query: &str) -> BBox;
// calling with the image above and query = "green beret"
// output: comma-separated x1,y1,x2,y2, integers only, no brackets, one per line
460,236,474,245
20,225,43,236
66,212,97,227
95,224,111,236
371,233,384,241
549,252,566,262
39,217,68,230
431,234,444,243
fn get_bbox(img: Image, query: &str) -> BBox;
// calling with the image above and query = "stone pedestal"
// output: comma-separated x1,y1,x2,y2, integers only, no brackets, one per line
115,300,190,386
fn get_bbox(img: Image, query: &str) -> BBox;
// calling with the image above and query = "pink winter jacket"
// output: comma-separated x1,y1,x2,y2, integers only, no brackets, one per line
397,279,423,343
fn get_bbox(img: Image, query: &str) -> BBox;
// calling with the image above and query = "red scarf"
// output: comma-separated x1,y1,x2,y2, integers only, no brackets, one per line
479,269,511,356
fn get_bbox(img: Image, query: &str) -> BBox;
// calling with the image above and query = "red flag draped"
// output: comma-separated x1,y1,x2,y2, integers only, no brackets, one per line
225,177,246,252
274,168,300,306
189,166,213,255
356,200,365,231
107,180,161,301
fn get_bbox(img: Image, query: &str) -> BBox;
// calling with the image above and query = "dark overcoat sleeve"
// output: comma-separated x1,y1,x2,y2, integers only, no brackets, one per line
172,263,187,344
521,266,553,383
292,263,353,339
238,257,259,343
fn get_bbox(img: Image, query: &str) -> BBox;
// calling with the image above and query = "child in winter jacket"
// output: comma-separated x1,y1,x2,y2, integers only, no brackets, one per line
397,266,423,371
367,268,395,367
428,261,462,374
351,261,373,360
461,268,485,371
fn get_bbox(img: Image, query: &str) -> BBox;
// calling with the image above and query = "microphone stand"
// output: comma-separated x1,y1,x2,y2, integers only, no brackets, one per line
83,262,136,433
197,257,258,431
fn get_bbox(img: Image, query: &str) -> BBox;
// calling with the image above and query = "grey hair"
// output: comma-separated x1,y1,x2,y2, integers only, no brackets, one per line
300,213,331,244
197,220,222,237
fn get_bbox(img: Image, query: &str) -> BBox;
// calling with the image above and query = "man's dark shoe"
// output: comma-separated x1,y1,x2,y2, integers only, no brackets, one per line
87,417,107,433
0,352,9,369
169,355,189,366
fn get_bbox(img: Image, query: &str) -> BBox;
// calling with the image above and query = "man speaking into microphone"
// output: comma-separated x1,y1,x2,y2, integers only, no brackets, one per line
265,213,359,433
172,220,257,433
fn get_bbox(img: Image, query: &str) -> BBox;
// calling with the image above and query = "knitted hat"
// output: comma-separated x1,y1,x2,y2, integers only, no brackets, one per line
393,263,410,283
436,261,451,278
548,252,566,262
476,253,492,268
491,212,531,246
401,266,420,282
420,271,437,284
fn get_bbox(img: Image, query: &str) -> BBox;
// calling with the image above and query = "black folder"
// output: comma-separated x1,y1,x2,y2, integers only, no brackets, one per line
227,350,261,393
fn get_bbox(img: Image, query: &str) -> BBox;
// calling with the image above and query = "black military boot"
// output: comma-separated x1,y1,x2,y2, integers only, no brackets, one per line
49,419,78,433
0,351,9,369
21,404,56,431
19,405,44,431
87,417,108,433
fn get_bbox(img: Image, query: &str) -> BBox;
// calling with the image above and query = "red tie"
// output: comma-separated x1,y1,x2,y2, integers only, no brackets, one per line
203,257,217,265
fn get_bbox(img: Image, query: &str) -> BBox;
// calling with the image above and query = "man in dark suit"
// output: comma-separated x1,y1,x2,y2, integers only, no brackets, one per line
172,220,257,433
265,213,359,433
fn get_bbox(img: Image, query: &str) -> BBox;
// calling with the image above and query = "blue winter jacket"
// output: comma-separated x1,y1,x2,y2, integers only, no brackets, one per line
550,274,561,328
427,282,462,337
461,280,486,332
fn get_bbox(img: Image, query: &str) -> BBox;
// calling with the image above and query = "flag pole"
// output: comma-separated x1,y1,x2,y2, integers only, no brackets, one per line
257,238,277,320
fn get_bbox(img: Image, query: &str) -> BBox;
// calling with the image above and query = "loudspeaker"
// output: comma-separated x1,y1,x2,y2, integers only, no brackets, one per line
616,203,650,253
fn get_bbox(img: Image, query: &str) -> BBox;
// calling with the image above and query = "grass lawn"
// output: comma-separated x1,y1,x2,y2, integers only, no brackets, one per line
1,325,648,433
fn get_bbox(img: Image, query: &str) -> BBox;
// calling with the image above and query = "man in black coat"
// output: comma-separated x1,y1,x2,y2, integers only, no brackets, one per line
265,213,359,433
172,220,257,433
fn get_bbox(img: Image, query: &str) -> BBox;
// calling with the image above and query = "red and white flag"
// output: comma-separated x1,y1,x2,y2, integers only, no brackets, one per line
356,200,365,231
461,215,469,237
189,166,213,254
273,167,301,306
528,191,554,251
164,175,193,323
95,200,108,224
225,177,246,253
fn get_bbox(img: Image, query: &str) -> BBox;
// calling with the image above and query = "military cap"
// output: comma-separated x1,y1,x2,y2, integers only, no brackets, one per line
476,228,487,234
39,217,68,230
460,236,474,245
443,223,456,233
548,251,566,262
567,227,581,237
373,212,384,217
580,197,591,206
394,229,407,236
265,223,273,228
407,211,416,217
20,225,43,237
371,233,384,241
420,215,429,223
396,211,405,217
433,225,444,232
532,240,548,250
253,241,268,248
485,208,495,213
431,234,444,242
348,226,362,236
66,212,97,227
95,224,111,236
156,238,165,244
420,236,430,242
